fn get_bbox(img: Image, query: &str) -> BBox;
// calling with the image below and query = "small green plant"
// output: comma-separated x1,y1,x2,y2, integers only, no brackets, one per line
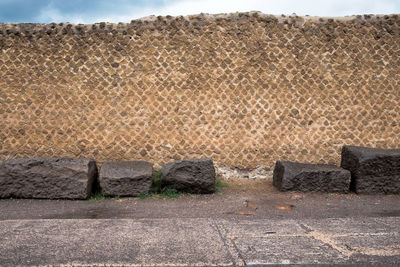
87,192,120,202
161,188,180,199
88,192,105,202
137,188,181,199
136,169,183,199
151,170,162,193
215,176,228,193
137,193,155,199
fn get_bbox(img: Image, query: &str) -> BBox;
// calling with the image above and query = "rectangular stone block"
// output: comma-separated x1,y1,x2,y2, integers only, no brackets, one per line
99,161,153,197
341,145,400,194
161,158,216,194
0,158,98,199
273,161,351,193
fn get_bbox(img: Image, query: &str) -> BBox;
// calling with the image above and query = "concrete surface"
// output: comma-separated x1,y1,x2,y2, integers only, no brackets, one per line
0,179,399,266
0,217,399,266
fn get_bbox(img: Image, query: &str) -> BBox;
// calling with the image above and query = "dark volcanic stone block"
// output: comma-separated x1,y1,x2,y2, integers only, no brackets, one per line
99,161,153,197
273,161,351,193
161,158,216,194
0,158,97,199
341,145,400,194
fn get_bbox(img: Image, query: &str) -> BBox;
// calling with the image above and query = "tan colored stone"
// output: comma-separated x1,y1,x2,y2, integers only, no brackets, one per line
0,13,399,172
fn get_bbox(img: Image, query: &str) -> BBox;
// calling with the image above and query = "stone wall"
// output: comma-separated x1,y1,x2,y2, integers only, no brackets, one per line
0,12,399,171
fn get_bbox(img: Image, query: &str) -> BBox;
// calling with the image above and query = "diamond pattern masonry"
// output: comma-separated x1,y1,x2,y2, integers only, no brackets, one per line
0,12,399,171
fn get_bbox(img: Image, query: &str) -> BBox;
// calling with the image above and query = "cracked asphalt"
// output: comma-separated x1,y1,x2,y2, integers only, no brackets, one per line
0,179,399,266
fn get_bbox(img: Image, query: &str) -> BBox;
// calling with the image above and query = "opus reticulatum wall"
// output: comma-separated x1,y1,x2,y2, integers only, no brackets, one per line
0,12,399,172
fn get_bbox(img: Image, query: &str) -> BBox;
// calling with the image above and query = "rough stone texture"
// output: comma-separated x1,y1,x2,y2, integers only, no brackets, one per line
0,219,236,266
1,217,399,266
99,161,153,196
273,161,351,192
0,13,399,171
341,145,400,194
161,158,216,194
0,158,97,199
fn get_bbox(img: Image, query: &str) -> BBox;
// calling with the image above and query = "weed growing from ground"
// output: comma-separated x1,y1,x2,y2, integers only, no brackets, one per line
151,169,162,193
160,188,180,199
87,192,105,202
137,193,153,199
87,193,119,202
137,169,183,199
215,176,229,193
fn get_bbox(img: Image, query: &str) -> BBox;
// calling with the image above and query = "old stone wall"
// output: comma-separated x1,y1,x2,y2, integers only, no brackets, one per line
0,12,399,171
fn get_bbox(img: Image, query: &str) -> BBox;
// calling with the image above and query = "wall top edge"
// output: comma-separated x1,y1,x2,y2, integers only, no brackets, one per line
0,11,399,35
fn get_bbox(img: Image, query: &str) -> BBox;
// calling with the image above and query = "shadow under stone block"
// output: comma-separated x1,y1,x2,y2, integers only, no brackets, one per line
0,158,98,199
273,161,351,193
341,145,400,194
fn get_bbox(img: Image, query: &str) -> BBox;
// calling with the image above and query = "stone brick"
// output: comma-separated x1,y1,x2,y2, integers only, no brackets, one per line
99,161,153,197
273,161,351,193
0,158,97,199
341,146,400,194
161,158,216,194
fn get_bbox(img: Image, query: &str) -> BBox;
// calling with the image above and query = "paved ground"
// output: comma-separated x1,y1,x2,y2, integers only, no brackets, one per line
0,179,399,266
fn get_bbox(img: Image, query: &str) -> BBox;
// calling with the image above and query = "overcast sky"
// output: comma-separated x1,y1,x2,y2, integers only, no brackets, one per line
0,0,399,24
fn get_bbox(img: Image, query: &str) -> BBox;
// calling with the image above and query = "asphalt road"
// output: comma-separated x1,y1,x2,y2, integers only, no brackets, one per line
1,179,399,220
0,179,399,266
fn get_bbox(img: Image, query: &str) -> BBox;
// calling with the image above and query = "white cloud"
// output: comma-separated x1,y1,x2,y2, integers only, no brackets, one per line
36,0,400,24
154,0,399,17
37,3,87,24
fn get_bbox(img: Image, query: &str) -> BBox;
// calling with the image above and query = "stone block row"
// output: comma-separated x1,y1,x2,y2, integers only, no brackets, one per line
273,145,400,194
0,158,216,199
1,144,398,199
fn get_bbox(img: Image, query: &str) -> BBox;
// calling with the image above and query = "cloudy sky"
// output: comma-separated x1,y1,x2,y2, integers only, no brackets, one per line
0,0,399,24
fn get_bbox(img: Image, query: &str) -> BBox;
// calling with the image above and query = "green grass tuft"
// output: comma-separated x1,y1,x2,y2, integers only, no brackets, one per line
88,192,105,202
137,188,181,200
161,188,180,199
137,193,155,199
136,170,183,199
215,176,229,193
87,192,120,202
151,169,162,193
